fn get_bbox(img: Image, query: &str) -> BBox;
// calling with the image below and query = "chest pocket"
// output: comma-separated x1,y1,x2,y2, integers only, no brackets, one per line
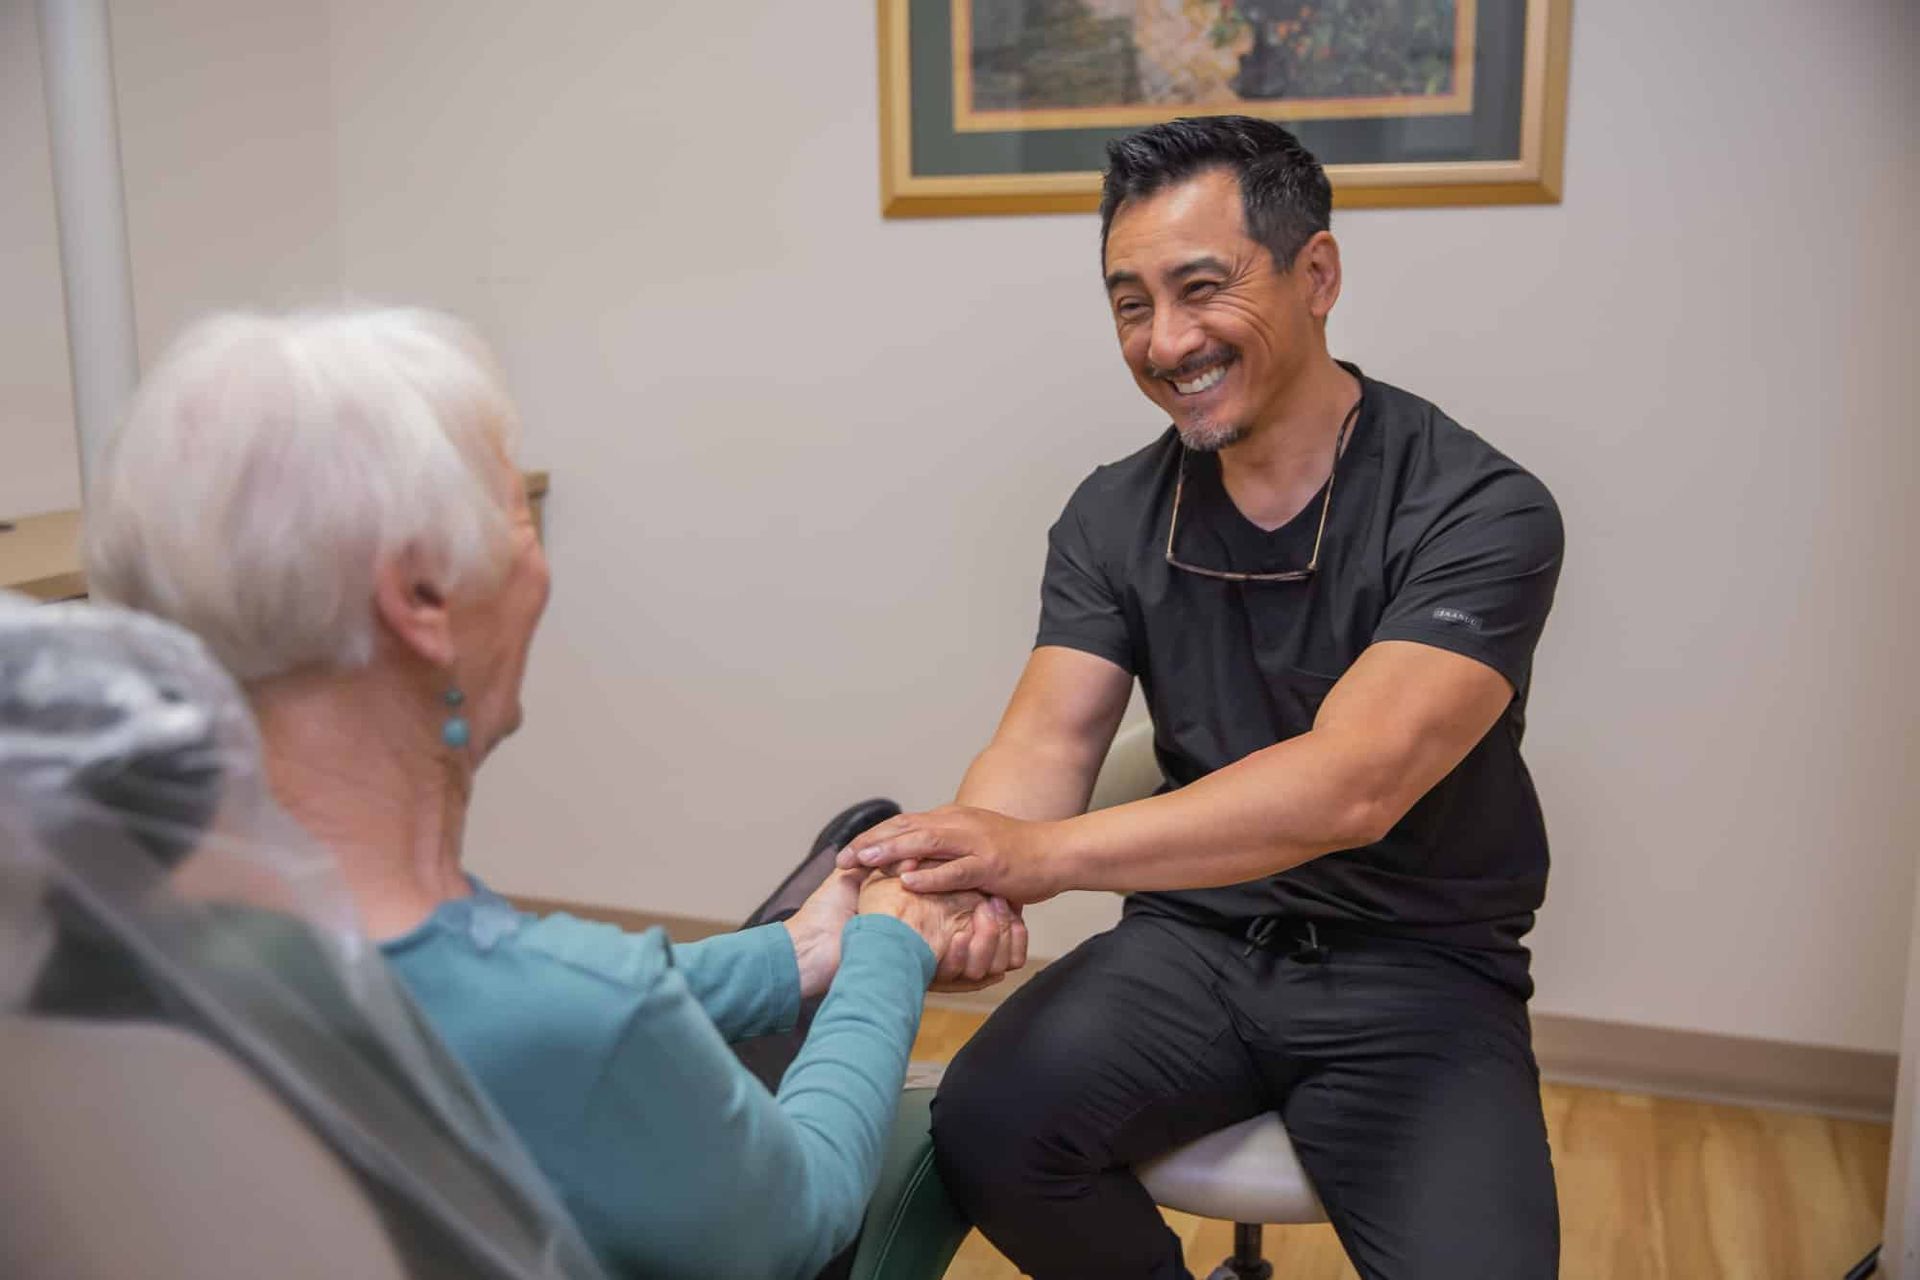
1259,664,1340,743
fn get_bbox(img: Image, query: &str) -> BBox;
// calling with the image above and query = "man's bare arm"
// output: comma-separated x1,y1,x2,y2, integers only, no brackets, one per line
845,641,1513,902
864,646,1130,987
954,646,1134,817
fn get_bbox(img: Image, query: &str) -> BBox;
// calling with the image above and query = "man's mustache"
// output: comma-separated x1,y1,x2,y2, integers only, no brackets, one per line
1146,348,1236,382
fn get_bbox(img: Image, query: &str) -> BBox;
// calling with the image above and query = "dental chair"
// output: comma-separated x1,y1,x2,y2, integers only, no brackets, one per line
0,594,602,1280
0,593,966,1280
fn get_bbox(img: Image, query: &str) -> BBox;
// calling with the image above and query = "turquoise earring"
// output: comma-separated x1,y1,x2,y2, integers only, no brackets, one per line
441,687,470,750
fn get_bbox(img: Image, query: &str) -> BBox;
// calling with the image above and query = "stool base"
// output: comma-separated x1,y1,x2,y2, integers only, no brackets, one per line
1203,1223,1273,1280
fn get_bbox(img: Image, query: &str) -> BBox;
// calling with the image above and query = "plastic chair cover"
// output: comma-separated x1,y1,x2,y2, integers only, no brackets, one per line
0,589,607,1280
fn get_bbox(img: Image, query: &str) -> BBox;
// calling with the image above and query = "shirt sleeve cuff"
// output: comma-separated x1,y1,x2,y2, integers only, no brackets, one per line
1033,630,1135,673
1370,622,1526,694
755,922,805,1032
840,914,937,987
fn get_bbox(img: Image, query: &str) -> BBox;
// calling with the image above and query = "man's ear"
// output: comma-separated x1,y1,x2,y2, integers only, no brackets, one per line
371,547,456,669
1297,230,1343,321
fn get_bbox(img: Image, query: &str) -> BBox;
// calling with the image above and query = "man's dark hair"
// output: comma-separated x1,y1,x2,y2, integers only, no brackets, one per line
1099,116,1333,271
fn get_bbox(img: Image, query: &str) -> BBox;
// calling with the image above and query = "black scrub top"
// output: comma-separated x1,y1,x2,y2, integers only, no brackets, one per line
1036,364,1564,991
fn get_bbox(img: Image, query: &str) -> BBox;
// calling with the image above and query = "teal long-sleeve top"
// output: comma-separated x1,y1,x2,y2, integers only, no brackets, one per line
380,881,935,1280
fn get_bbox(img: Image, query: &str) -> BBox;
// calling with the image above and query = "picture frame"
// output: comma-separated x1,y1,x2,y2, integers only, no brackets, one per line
877,0,1573,217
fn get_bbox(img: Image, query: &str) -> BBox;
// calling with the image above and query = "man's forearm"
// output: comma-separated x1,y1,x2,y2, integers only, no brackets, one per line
1021,642,1513,898
955,737,1104,822
1044,730,1386,894
859,643,1511,905
950,716,1370,898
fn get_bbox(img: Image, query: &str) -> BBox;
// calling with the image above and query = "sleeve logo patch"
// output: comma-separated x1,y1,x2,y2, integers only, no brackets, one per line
1431,607,1485,631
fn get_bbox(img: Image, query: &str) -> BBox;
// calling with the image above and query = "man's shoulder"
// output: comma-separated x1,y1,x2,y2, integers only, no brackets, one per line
1368,374,1556,508
1062,427,1179,520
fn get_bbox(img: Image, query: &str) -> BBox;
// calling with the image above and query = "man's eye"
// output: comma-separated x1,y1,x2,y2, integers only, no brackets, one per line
1183,281,1219,300
1115,300,1149,320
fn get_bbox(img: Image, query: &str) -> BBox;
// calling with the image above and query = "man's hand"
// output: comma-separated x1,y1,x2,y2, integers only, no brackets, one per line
784,864,1029,995
781,867,865,999
838,806,1069,904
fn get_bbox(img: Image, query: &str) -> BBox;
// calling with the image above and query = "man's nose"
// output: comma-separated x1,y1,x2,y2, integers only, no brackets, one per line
1146,308,1206,377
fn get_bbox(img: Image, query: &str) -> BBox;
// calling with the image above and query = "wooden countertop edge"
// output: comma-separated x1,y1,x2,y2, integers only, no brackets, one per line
3,470,552,601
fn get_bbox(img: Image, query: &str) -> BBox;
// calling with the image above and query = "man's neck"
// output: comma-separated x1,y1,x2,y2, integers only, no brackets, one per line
250,663,473,940
1217,357,1362,532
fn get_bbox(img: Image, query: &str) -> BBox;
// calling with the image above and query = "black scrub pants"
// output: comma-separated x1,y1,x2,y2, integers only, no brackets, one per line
930,912,1559,1279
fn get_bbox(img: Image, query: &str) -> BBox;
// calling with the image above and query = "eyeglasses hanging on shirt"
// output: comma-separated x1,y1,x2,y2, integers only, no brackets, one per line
1163,393,1365,583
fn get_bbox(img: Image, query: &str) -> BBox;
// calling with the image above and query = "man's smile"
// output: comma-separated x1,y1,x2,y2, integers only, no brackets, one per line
1172,362,1231,396
1157,352,1236,398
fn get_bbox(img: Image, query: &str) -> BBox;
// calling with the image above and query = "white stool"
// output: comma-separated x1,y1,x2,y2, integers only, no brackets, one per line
1136,1113,1326,1280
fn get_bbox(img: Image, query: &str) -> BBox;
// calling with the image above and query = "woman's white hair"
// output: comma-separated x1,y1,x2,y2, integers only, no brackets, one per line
87,307,521,683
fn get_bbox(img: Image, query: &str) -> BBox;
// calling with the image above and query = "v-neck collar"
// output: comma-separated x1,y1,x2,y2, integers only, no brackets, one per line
1175,361,1378,574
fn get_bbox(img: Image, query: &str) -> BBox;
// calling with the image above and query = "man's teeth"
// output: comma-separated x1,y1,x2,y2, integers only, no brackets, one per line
1174,364,1227,395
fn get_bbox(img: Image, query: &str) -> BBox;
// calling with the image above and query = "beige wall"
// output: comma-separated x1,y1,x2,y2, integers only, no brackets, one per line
106,3,343,360
5,0,1916,1054
0,2,79,518
0,2,341,517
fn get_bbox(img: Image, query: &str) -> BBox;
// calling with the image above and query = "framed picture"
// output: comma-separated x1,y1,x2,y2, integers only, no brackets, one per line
877,0,1573,217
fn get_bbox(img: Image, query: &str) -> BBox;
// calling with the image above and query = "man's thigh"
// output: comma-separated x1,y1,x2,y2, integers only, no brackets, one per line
934,914,1269,1173
1263,949,1559,1279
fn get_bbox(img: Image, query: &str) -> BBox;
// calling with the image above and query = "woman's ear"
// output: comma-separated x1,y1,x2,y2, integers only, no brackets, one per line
371,547,457,669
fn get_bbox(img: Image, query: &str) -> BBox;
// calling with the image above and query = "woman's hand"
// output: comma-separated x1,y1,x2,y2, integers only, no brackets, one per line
927,897,1027,993
856,870,990,982
781,868,866,999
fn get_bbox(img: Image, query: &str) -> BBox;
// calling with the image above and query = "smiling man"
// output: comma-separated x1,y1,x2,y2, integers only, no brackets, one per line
845,117,1564,1278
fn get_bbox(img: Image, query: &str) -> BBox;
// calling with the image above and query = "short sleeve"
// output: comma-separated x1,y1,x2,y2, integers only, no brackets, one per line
1034,475,1134,672
1373,469,1564,694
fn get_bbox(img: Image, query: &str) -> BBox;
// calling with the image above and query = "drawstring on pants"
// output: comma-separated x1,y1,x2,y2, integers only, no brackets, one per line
1241,917,1331,964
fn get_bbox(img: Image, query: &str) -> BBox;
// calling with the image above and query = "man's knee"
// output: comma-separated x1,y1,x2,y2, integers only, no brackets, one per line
1286,1023,1558,1279
930,975,1143,1202
931,1015,1059,1187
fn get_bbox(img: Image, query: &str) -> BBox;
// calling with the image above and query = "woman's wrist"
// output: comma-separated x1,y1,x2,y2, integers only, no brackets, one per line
781,918,840,1000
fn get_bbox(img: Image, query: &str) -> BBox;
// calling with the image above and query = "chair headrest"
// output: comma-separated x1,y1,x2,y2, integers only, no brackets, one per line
0,592,251,868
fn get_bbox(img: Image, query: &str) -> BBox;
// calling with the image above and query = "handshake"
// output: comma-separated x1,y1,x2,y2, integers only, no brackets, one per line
786,805,1061,995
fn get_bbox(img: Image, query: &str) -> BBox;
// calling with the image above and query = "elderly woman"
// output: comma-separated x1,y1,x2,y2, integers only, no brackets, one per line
84,308,1019,1280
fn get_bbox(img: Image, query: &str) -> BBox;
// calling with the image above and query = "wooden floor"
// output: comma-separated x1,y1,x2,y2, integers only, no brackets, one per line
909,1007,1890,1280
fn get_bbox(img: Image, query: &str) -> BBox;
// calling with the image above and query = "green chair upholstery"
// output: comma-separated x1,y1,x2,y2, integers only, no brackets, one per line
848,1087,970,1280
